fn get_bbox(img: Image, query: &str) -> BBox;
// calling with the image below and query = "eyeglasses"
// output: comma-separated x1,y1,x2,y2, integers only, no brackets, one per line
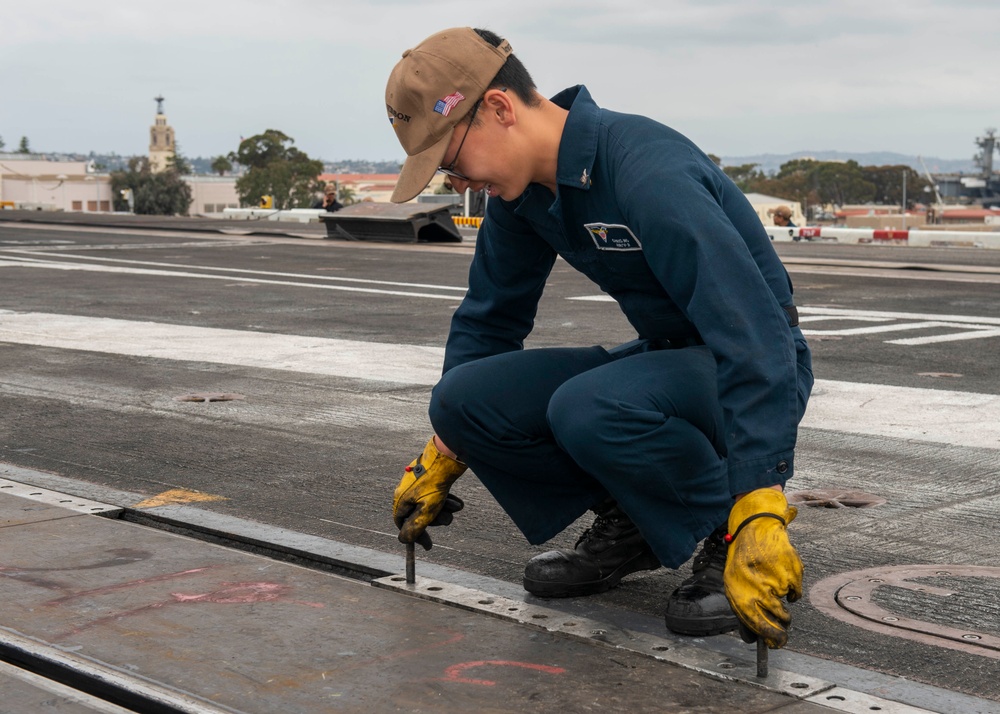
438,98,483,182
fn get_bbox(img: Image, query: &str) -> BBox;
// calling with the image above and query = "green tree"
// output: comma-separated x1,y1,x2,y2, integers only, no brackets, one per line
751,159,877,218
110,157,192,215
338,184,357,206
211,155,233,176
229,130,323,209
166,144,193,175
0,135,5,150
757,159,821,216
810,160,875,207
722,163,767,192
17,136,31,153
862,165,930,209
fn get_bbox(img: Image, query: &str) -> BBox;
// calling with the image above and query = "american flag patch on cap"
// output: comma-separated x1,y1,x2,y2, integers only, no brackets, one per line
434,91,465,116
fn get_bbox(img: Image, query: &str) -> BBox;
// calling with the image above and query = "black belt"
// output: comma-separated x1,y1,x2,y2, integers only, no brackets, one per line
649,335,705,350
648,304,798,352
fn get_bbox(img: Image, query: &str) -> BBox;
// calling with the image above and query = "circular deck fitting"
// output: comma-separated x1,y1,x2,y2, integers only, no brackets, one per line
811,564,1000,659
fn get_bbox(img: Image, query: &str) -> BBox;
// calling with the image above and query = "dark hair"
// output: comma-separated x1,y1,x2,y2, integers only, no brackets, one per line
472,28,540,116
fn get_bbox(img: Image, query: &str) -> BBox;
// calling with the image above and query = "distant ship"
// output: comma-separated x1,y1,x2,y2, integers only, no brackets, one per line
933,129,1000,208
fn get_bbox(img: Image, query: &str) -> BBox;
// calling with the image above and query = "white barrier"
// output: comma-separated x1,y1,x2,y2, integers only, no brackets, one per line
218,208,326,223
763,225,1000,249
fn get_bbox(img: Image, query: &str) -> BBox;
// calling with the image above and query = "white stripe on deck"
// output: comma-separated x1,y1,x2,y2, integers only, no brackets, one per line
1,311,998,450
1,250,469,293
0,255,463,301
566,299,1000,346
801,379,1000,450
0,311,444,386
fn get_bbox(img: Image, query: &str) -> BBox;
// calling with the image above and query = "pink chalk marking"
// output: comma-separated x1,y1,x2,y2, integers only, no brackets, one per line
440,660,567,687
170,581,324,608
46,568,214,605
50,580,324,640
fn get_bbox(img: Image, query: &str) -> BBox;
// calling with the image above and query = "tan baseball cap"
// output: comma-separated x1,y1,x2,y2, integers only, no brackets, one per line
769,204,793,218
385,27,512,203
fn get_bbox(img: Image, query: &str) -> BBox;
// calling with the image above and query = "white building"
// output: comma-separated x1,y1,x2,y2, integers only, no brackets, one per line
0,153,244,215
185,176,239,215
0,154,113,212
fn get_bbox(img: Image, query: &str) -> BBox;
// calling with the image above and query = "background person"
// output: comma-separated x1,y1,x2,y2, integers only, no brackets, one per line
768,204,796,227
319,184,343,212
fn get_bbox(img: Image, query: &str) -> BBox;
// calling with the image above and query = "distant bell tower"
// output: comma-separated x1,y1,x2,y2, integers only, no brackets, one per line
148,95,176,173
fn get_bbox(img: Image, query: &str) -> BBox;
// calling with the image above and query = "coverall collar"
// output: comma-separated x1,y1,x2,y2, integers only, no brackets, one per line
551,85,599,192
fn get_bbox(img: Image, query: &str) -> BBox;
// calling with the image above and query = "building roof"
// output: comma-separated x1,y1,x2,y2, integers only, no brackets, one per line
319,173,400,184
835,207,900,218
743,192,798,205
939,207,1000,219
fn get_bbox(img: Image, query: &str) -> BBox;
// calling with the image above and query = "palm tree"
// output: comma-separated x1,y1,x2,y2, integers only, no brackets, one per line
338,185,357,206
211,156,233,176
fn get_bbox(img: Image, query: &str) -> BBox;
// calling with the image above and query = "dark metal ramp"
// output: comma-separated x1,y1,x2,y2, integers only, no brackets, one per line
320,203,462,243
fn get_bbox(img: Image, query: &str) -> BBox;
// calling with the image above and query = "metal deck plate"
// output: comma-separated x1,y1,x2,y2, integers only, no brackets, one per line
0,510,828,713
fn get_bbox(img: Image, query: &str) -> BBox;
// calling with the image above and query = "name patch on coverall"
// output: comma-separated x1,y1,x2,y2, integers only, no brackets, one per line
584,223,642,251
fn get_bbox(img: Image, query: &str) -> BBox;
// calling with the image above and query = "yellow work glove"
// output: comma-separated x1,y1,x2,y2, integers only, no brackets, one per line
393,436,467,550
723,488,803,649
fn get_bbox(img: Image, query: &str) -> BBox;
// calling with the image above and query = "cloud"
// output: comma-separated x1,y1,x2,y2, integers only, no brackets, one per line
3,0,998,161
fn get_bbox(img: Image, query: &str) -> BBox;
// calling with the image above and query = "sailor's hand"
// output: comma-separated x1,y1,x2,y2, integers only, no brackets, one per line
723,488,803,648
393,436,467,550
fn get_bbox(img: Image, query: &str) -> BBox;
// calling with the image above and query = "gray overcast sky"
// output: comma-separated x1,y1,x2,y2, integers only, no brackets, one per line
3,0,998,163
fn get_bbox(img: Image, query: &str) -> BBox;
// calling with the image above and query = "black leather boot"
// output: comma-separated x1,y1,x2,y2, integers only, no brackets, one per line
663,523,738,635
523,500,661,597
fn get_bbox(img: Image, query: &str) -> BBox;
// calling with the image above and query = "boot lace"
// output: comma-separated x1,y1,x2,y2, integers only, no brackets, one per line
691,529,727,573
574,513,617,548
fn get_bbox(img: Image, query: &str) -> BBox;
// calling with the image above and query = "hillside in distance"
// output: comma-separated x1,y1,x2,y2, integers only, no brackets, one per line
719,150,977,175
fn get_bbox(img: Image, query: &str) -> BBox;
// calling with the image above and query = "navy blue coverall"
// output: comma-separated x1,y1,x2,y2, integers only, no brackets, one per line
429,86,813,569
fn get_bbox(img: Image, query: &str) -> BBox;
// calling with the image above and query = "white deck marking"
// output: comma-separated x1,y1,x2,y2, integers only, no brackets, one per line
0,250,469,293
0,255,463,301
565,300,1000,345
798,306,1000,326
11,253,993,343
783,264,1000,284
797,316,891,323
889,328,1000,346
802,379,1000,450
0,312,444,386
804,320,998,336
1,312,999,449
798,307,1000,344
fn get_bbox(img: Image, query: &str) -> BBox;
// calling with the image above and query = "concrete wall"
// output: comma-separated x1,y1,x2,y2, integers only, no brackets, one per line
845,215,927,230
765,225,1000,249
